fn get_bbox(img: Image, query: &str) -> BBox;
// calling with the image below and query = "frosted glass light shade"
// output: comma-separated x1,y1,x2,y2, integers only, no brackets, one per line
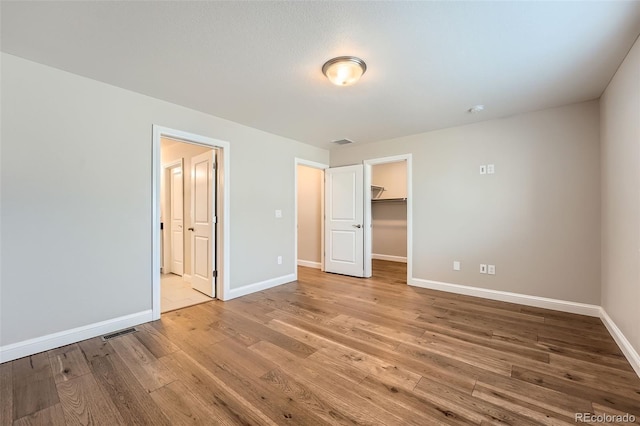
322,56,367,86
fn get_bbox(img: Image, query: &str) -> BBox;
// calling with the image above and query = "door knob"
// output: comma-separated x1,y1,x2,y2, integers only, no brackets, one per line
352,224,362,228
188,227,194,231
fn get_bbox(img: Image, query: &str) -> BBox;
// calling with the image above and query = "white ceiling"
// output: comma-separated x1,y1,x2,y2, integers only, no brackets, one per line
2,1,640,149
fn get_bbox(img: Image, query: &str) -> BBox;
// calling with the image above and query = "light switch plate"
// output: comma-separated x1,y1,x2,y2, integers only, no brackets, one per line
488,264,496,275
480,264,487,274
479,165,487,175
453,261,460,271
275,210,282,218
487,164,495,174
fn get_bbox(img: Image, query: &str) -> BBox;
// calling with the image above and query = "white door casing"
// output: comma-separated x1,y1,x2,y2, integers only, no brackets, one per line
363,163,373,278
170,167,184,276
363,154,413,284
153,125,230,320
190,150,216,297
324,165,365,277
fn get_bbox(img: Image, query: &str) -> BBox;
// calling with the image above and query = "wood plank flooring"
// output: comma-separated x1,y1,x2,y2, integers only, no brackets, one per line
2,260,640,425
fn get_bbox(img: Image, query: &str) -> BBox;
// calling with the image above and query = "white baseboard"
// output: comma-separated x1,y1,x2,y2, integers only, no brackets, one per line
0,310,153,363
182,274,192,283
372,254,407,263
297,259,321,269
599,308,640,378
409,278,601,317
224,273,296,301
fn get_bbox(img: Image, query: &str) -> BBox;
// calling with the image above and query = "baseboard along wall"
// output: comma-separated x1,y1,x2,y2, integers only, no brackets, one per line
224,273,296,301
0,310,153,363
297,259,322,269
372,254,407,263
409,277,639,378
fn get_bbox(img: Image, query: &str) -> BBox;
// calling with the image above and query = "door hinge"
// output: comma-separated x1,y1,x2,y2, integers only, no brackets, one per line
213,270,218,278
212,161,217,170
213,216,217,224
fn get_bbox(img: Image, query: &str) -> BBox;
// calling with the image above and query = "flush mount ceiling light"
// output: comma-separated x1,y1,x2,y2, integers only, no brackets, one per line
468,105,486,113
322,56,367,86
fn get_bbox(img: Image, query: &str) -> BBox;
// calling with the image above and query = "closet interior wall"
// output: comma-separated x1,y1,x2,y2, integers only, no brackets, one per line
371,162,408,262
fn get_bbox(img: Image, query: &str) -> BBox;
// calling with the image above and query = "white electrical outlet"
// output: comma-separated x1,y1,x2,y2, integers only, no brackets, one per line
479,165,487,175
275,210,282,218
453,261,460,271
277,256,283,265
487,164,495,174
480,264,487,274
488,265,496,275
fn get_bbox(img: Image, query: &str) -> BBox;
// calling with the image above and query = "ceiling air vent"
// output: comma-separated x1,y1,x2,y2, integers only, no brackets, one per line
101,327,138,341
331,138,354,145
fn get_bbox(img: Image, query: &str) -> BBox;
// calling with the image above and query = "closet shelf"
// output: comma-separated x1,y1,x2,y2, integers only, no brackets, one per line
372,197,407,203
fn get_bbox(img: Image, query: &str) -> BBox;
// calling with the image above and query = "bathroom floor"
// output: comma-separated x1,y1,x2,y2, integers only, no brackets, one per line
161,273,212,313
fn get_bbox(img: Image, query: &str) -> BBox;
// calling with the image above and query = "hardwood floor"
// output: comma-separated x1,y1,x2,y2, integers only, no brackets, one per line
2,260,640,425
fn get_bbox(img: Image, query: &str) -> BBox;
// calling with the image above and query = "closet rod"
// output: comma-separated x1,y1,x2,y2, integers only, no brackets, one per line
372,198,407,203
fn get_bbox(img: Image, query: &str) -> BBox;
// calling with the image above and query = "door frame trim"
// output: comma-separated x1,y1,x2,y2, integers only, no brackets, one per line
152,125,231,320
294,158,329,280
363,154,412,282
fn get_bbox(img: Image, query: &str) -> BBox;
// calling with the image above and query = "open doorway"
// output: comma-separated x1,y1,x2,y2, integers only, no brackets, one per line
160,138,215,312
364,154,412,284
152,126,230,320
295,159,328,279
368,160,408,283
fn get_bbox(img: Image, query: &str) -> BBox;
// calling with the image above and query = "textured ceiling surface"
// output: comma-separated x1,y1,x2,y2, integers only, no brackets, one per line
2,1,640,148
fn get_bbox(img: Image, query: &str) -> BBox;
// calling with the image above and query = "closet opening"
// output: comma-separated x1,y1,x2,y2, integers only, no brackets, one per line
364,155,412,284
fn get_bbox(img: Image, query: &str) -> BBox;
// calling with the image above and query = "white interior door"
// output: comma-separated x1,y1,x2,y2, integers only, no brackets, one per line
324,165,364,277
170,167,184,276
190,150,216,297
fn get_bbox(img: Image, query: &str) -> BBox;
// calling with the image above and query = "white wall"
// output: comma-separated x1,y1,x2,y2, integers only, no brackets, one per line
332,101,601,304
600,36,640,357
372,161,407,200
0,53,328,347
297,165,323,265
372,203,407,259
